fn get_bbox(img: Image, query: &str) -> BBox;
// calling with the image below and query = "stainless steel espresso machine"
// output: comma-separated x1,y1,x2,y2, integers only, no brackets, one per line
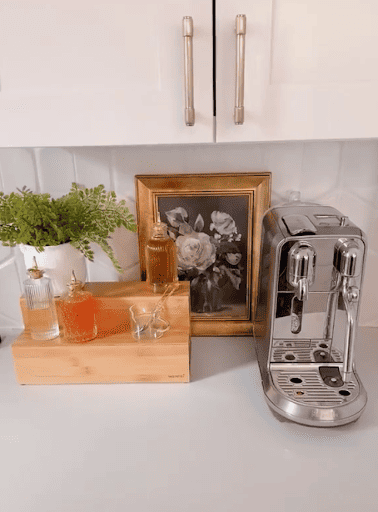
254,199,367,427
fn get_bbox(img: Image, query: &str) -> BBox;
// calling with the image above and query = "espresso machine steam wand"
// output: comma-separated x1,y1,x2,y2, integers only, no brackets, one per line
334,239,362,383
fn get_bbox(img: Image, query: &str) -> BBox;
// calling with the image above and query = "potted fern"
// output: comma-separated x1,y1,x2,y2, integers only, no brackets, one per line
0,183,137,295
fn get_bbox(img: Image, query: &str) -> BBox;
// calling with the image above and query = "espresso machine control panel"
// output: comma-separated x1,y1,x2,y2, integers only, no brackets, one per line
254,202,367,427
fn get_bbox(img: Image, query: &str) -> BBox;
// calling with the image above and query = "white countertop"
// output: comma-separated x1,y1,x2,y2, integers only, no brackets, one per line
1,328,377,512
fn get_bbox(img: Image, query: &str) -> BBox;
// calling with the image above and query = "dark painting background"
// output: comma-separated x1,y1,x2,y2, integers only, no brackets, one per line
158,194,251,318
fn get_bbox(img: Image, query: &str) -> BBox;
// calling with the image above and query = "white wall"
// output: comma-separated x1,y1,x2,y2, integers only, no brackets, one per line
1,140,377,329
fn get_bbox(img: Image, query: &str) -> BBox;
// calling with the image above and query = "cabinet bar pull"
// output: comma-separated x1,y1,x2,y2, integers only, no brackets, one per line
183,16,195,126
234,15,246,125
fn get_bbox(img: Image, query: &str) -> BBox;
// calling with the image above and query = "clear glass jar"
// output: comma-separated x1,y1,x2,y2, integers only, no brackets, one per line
23,259,59,341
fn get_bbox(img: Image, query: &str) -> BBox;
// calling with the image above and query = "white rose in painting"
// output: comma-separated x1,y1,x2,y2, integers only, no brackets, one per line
210,211,237,236
165,207,188,228
176,232,216,272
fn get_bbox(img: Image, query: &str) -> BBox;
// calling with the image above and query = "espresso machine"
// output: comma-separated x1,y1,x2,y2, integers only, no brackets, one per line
254,199,367,427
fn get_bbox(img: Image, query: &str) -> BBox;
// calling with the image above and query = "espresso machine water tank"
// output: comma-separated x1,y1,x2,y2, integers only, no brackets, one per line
254,200,367,427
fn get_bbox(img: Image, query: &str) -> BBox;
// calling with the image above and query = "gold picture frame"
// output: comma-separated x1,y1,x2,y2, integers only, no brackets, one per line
135,172,271,336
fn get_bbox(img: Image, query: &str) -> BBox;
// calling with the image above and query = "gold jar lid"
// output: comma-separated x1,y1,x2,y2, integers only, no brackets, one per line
67,270,84,293
27,256,44,279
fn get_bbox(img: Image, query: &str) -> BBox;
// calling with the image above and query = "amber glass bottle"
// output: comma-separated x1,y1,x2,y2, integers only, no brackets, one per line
146,213,178,293
59,271,97,343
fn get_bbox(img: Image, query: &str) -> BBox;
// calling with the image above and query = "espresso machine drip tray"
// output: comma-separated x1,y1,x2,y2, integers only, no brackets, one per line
265,365,366,427
264,368,366,426
271,339,343,363
271,369,359,407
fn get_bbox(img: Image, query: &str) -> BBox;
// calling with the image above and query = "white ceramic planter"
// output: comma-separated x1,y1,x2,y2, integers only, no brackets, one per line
20,243,87,296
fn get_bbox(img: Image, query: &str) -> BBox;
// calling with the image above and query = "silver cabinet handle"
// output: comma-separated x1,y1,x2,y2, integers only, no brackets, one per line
234,15,246,125
183,16,195,126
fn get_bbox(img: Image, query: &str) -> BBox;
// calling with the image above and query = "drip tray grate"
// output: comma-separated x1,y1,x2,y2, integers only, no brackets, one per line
271,369,358,407
271,340,343,363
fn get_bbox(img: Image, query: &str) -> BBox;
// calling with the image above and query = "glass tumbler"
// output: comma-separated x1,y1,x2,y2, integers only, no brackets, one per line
129,304,170,341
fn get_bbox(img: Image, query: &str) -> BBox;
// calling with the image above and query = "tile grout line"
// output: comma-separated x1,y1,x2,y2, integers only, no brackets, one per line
32,148,42,193
109,147,116,192
311,141,343,204
71,149,90,282
337,140,345,192
11,245,26,328
72,149,78,183
299,141,306,200
0,156,5,192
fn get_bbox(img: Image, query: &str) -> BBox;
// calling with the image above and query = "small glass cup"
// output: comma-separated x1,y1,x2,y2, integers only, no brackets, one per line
129,304,170,341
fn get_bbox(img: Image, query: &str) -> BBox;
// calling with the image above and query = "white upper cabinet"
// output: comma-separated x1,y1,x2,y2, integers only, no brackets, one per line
2,1,377,147
216,0,378,142
0,0,213,147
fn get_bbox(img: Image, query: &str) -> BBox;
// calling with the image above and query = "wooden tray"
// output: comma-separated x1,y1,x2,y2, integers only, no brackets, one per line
13,281,191,384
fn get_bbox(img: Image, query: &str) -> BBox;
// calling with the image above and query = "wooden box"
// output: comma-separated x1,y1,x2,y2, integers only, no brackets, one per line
13,281,191,384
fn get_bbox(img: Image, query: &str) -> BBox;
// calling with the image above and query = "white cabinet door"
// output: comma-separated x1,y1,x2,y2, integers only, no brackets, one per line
216,0,378,142
0,0,213,147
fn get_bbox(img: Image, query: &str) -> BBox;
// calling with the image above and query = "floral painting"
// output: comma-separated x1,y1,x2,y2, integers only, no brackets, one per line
158,195,249,317
136,172,271,335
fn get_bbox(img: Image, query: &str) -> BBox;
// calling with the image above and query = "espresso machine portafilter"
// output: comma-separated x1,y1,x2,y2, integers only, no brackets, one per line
254,200,367,427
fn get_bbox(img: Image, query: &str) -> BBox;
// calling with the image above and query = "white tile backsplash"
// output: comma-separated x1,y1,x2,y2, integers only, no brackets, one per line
37,148,76,196
73,147,112,190
262,141,304,204
360,250,378,327
340,140,378,189
365,210,378,256
0,148,37,193
300,141,341,200
84,242,121,283
1,140,378,328
0,247,23,328
340,140,378,206
182,143,265,172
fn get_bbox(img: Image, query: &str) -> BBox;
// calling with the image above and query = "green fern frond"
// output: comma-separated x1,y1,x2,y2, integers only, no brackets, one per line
0,182,137,273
